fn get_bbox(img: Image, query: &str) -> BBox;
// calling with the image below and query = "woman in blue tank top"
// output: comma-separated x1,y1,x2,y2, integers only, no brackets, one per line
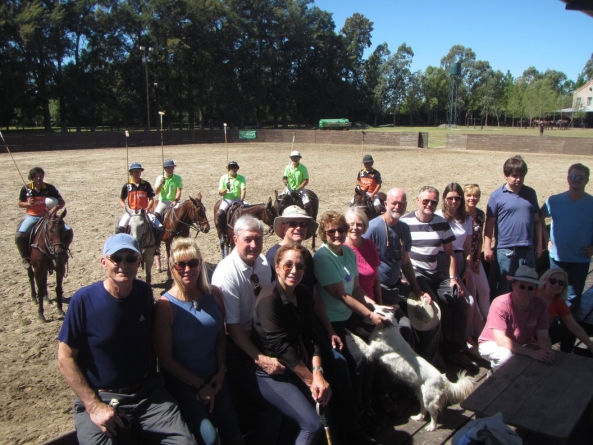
153,237,244,444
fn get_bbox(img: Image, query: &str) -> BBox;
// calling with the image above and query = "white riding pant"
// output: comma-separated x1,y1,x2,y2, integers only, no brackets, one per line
219,198,242,212
119,212,162,229
154,200,180,215
479,341,513,372
292,188,309,205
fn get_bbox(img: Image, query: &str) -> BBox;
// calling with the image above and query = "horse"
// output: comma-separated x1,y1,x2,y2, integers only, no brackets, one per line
27,207,73,321
350,186,380,221
127,209,156,285
274,189,319,250
213,199,277,258
160,195,210,277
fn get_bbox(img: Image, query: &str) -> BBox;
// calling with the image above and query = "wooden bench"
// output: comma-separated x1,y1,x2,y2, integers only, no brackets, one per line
461,351,593,443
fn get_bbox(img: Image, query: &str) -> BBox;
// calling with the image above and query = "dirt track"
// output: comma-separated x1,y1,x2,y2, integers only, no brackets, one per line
0,142,589,444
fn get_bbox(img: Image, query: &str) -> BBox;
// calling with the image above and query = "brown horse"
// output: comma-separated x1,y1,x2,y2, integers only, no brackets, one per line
214,199,277,258
349,186,386,221
274,189,319,250
27,208,73,321
160,195,210,276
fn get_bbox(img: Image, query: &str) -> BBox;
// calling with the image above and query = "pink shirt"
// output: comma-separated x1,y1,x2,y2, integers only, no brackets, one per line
479,293,548,345
348,239,380,301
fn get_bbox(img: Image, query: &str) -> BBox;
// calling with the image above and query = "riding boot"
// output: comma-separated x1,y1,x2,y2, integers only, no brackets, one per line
154,226,165,255
216,210,227,234
154,212,163,224
15,232,30,269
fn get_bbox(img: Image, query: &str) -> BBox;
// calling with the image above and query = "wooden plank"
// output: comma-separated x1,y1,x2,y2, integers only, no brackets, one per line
509,352,575,436
538,355,593,439
480,356,557,420
461,353,531,415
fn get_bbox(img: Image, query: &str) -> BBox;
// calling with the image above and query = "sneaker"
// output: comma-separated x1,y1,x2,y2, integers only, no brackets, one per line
376,395,402,418
446,351,479,374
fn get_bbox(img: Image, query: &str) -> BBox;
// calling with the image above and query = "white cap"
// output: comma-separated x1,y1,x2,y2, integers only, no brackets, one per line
290,150,302,158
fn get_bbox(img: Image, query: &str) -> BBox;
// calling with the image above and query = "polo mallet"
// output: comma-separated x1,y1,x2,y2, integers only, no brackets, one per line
316,402,333,445
125,130,130,177
224,123,229,177
159,111,165,175
0,131,27,187
291,131,296,150
360,130,366,171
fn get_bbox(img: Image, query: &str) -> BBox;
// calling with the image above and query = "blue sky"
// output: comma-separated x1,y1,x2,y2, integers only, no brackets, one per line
312,0,592,82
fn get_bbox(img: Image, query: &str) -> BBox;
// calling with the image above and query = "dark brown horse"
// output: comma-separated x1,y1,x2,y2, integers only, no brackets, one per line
27,208,73,321
349,186,386,221
274,189,319,250
214,199,277,258
160,195,210,276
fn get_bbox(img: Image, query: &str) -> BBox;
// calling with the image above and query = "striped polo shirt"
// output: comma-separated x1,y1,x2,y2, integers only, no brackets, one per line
400,211,455,273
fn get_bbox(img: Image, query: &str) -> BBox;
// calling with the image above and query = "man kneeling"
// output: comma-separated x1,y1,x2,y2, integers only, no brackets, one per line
478,265,554,372
57,233,196,444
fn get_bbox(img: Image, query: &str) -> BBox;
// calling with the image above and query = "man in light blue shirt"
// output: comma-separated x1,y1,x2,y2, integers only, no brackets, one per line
541,163,593,307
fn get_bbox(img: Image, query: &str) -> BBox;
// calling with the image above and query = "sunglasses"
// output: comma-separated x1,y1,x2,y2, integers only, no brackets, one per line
446,196,462,202
325,227,348,236
548,278,566,287
516,283,535,291
107,253,139,264
281,261,306,272
421,199,439,207
284,221,309,228
173,258,200,272
250,273,262,296
569,174,586,181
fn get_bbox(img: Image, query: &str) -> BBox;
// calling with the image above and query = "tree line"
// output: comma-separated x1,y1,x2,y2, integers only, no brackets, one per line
2,0,592,132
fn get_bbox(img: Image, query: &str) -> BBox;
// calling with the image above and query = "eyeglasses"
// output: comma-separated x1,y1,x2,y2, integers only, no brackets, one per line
284,221,309,228
446,196,462,202
107,253,139,264
173,258,200,272
516,283,535,291
250,273,262,296
281,261,306,272
325,227,348,236
548,278,566,287
421,199,438,207
569,174,586,181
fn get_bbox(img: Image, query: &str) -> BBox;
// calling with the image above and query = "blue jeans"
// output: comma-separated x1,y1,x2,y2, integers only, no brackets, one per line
495,247,535,295
255,368,323,445
550,258,590,305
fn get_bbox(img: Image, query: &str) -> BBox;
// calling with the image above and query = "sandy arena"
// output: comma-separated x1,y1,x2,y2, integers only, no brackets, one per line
0,142,589,444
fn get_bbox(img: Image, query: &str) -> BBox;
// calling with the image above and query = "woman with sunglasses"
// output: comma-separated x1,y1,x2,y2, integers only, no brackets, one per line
153,237,243,445
252,244,330,445
313,211,386,422
538,268,593,354
436,183,481,365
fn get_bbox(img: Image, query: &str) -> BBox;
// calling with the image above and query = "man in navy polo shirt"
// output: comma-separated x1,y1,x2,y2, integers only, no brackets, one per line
57,234,195,444
484,155,542,296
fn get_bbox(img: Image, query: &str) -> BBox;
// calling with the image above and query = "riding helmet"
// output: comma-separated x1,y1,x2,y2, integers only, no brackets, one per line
228,160,240,169
129,162,144,171
163,159,176,168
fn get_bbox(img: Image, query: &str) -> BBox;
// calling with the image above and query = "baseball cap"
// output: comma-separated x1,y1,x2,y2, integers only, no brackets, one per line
103,233,140,256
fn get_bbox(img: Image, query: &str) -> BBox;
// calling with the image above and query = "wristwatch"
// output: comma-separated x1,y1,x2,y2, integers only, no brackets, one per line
312,366,324,374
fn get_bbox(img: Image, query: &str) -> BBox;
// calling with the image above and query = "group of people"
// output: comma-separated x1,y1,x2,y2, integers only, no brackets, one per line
14,150,593,445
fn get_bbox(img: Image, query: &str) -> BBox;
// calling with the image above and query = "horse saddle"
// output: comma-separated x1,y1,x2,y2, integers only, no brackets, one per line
226,202,244,225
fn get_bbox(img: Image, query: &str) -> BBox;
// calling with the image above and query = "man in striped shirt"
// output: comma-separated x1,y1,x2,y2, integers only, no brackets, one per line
400,186,475,371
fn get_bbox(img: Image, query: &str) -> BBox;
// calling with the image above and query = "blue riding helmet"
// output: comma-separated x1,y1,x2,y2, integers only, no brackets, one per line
164,159,176,168
129,162,144,171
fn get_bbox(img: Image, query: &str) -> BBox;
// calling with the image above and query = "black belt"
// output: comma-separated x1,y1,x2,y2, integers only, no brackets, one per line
98,377,146,395
502,246,532,251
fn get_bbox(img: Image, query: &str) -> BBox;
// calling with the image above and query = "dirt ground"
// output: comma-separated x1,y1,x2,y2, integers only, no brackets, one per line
0,142,590,444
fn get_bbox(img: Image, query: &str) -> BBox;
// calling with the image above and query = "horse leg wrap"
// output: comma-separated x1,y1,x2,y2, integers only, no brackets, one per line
15,232,30,268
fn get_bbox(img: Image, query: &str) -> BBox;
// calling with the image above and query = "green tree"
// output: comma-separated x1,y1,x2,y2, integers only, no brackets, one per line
382,43,413,125
421,66,448,125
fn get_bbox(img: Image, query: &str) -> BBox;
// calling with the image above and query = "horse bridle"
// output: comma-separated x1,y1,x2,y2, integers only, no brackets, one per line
167,200,208,238
35,216,68,261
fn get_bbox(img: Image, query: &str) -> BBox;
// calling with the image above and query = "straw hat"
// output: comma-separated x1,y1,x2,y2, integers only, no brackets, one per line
407,292,441,331
505,265,544,285
273,205,319,240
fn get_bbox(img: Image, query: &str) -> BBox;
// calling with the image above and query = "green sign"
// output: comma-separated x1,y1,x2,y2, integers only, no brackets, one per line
239,130,257,139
